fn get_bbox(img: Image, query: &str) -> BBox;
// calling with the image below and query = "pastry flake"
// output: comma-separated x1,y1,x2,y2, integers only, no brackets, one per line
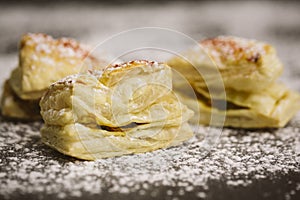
40,60,194,160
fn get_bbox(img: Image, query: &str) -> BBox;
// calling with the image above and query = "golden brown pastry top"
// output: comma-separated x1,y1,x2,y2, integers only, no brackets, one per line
101,60,164,86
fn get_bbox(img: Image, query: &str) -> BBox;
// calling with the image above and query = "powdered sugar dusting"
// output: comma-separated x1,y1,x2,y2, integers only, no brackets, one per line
22,33,91,62
201,36,268,67
0,113,299,199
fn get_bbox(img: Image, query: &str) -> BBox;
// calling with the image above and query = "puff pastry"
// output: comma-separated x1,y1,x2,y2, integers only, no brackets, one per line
168,36,283,92
40,60,194,160
168,36,300,128
1,33,106,120
1,81,40,120
9,33,103,100
180,83,300,128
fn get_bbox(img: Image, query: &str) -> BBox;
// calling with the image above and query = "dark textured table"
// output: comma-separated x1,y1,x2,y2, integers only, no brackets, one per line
0,1,300,200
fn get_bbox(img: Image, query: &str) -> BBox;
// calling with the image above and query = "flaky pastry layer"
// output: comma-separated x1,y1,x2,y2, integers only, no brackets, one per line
40,60,194,160
1,81,40,120
180,84,300,128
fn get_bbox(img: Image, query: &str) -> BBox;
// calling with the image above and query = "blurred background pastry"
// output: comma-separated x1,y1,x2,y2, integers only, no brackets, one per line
1,33,108,120
168,36,300,128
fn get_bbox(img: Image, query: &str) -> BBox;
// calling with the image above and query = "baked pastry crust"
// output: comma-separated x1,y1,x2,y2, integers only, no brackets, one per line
1,33,108,120
194,83,288,117
182,85,300,128
1,81,40,120
40,60,194,160
168,36,283,92
9,33,104,100
168,36,299,128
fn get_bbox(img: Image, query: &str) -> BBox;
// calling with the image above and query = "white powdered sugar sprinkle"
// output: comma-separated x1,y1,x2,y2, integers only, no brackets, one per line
0,113,299,199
